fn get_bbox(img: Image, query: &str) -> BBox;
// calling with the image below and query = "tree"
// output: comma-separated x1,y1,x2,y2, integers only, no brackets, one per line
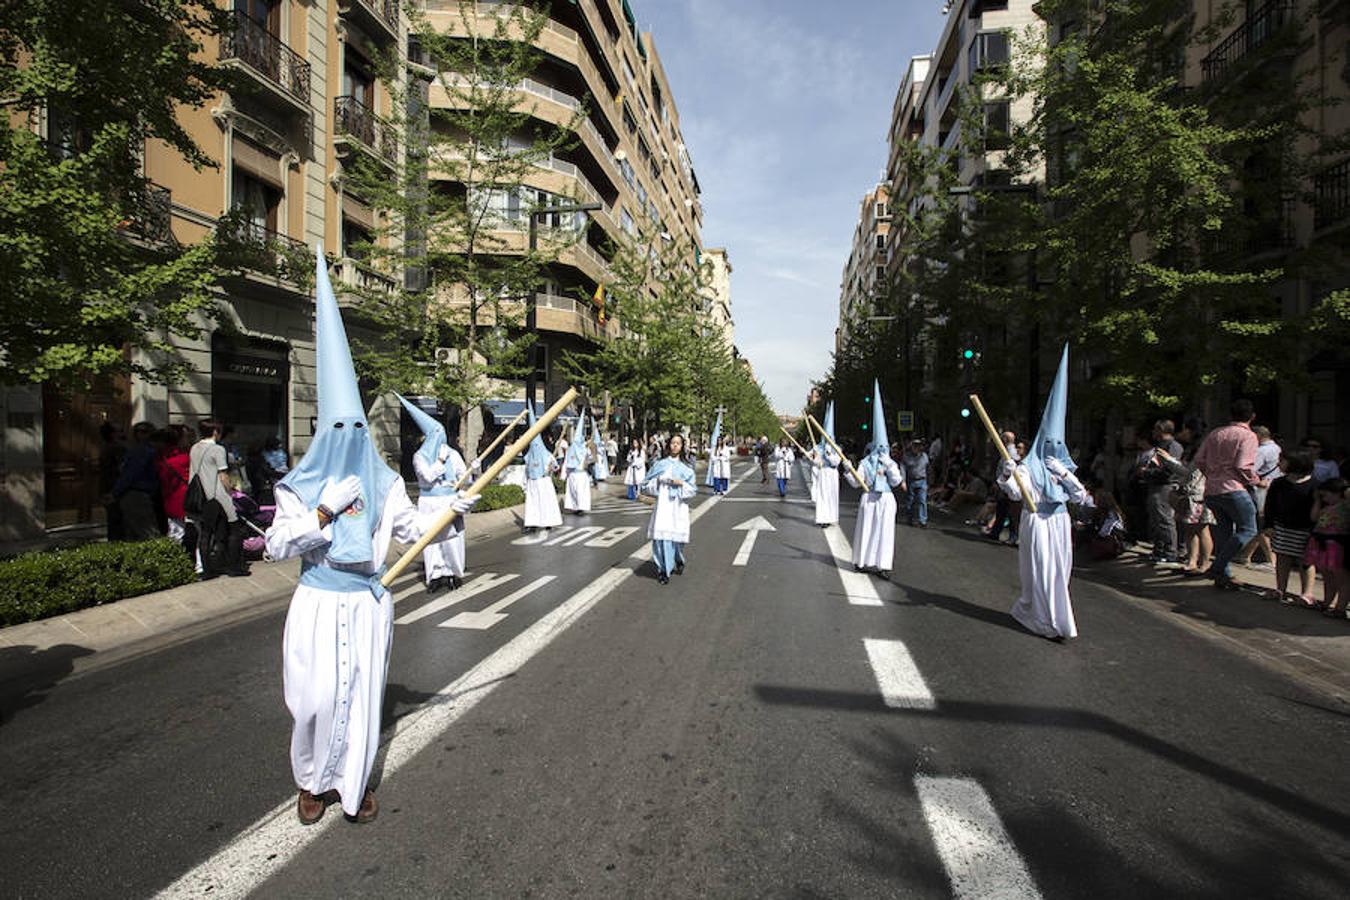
0,0,229,387
344,1,586,420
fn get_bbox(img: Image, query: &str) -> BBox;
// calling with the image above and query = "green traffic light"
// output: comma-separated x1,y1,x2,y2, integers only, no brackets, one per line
961,408,971,418
962,349,975,359
862,423,869,430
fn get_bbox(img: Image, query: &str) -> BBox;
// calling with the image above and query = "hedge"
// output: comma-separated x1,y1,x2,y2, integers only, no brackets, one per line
474,483,525,512
0,538,196,627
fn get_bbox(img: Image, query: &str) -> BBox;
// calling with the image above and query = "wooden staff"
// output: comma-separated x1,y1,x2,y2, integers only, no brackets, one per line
451,405,529,490
801,413,818,451
968,393,1037,508
806,413,868,489
779,426,811,457
383,387,578,586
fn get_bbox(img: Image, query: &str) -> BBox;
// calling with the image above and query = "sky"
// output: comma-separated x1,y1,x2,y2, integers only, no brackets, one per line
638,0,949,413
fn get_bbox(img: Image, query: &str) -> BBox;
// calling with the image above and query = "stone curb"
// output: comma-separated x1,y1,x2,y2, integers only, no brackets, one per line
0,504,525,684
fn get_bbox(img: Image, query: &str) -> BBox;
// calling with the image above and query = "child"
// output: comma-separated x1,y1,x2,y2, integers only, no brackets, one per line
1304,477,1348,618
1263,451,1317,606
1083,488,1127,561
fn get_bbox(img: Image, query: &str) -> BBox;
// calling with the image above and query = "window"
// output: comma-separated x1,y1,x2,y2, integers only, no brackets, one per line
622,104,638,136
875,265,886,284
620,206,636,237
875,201,889,220
343,53,375,110
342,219,371,261
969,31,1010,72
984,100,1011,151
232,168,280,234
875,233,886,250
234,0,279,33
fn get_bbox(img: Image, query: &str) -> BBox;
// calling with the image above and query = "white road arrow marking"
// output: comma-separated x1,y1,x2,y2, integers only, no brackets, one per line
731,515,776,566
393,572,519,626
512,526,570,546
441,575,557,630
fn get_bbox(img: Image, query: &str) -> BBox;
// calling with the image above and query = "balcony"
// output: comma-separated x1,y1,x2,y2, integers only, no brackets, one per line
1201,1,1294,82
339,0,400,43
119,181,175,250
220,10,311,113
333,256,399,297
217,216,311,287
334,96,398,167
533,292,618,341
1314,160,1349,231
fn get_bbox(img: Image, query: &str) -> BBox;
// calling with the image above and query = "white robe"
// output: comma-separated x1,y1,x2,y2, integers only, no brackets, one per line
644,471,696,542
773,447,795,479
812,448,841,525
998,463,1085,639
563,454,592,512
845,456,904,571
710,447,732,480
524,459,562,528
624,450,647,486
266,481,435,816
413,449,467,583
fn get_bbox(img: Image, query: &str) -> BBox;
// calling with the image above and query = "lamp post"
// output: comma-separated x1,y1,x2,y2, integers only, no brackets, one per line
525,201,603,409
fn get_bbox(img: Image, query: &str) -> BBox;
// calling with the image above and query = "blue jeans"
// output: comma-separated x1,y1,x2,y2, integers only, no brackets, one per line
627,484,637,500
1205,489,1258,580
777,477,788,496
906,479,928,524
652,539,685,576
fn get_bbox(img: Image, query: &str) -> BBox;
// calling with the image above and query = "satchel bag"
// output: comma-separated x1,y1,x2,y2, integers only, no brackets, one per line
182,474,207,517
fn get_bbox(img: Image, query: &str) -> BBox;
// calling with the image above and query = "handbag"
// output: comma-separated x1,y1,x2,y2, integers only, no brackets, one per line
183,474,207,517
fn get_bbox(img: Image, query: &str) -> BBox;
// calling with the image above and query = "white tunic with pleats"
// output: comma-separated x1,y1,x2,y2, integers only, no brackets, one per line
624,450,646,486
412,449,467,583
266,481,433,816
812,448,841,525
998,463,1083,639
524,460,563,528
845,457,903,571
773,447,795,479
710,447,732,481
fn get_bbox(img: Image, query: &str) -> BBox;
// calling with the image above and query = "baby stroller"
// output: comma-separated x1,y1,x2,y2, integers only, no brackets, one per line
230,490,276,561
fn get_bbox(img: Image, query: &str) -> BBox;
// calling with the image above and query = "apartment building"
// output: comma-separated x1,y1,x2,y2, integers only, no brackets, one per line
421,0,706,408
703,247,734,350
835,184,890,355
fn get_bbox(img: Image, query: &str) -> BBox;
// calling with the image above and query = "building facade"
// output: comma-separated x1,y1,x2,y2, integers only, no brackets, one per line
835,184,890,355
702,247,734,350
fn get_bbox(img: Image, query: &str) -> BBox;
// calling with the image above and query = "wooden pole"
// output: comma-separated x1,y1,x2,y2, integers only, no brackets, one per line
806,413,868,489
968,394,1037,508
801,412,818,452
383,388,578,587
779,426,810,457
452,406,529,490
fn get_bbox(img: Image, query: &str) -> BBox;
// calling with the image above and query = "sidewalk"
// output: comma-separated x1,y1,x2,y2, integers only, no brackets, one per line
931,507,1350,702
0,504,526,690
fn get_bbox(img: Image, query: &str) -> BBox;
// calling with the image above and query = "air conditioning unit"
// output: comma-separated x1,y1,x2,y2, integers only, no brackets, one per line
434,347,455,365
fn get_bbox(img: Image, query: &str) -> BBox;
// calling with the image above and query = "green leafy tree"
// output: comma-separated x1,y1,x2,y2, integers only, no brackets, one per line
0,0,229,387
345,1,586,422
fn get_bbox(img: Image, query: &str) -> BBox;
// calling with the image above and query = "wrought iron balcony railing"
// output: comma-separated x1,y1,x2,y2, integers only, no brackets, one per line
220,10,311,106
1201,1,1294,82
124,181,174,248
1314,160,1349,231
334,95,398,165
217,215,311,285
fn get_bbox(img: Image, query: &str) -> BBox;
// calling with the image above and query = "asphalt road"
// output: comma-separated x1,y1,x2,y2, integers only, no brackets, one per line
3,460,1349,898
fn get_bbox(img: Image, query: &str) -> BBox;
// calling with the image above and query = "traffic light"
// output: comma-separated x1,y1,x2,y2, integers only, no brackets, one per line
961,407,971,419
962,348,975,360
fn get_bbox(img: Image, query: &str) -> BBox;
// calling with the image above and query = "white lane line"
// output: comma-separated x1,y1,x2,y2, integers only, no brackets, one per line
393,572,518,625
862,638,935,709
915,776,1042,900
821,525,884,606
441,575,557,630
715,497,813,505
154,563,637,900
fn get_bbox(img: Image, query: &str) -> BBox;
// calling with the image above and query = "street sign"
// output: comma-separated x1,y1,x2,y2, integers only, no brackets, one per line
896,410,914,432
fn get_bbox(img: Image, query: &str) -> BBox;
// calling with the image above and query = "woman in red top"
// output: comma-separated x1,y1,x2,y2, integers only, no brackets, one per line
154,425,192,548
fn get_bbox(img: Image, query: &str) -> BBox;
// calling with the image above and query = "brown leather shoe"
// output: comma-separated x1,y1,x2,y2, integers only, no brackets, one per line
355,789,378,824
297,790,325,826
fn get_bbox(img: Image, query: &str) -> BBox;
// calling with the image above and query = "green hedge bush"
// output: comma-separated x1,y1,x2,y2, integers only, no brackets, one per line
474,483,525,512
0,538,196,627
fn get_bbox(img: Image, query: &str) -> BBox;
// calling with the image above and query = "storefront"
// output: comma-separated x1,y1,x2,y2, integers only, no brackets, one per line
211,332,289,454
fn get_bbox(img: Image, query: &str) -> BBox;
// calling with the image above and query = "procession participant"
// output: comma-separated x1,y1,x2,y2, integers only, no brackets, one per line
562,415,593,514
643,432,697,584
396,394,469,594
843,383,904,578
554,427,569,462
624,437,647,501
704,411,725,494
605,434,619,467
592,417,610,484
710,436,732,495
996,345,1089,641
773,436,795,498
523,405,563,532
266,246,476,826
811,401,842,527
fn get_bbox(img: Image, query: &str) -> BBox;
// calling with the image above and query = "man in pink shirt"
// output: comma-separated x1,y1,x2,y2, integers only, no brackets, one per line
1193,398,1260,588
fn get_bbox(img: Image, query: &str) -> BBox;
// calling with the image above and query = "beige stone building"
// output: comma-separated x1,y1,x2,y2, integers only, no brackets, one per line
0,0,709,543
835,184,890,354
702,247,734,350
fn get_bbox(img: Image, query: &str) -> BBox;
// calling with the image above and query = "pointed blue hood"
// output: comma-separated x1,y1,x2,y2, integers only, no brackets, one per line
705,410,723,486
868,381,889,463
395,393,446,467
524,403,553,480
277,245,399,563
815,401,835,456
1025,344,1076,504
565,413,589,470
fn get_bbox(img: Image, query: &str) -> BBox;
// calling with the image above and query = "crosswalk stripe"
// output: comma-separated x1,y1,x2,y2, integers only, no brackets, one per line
915,775,1042,900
